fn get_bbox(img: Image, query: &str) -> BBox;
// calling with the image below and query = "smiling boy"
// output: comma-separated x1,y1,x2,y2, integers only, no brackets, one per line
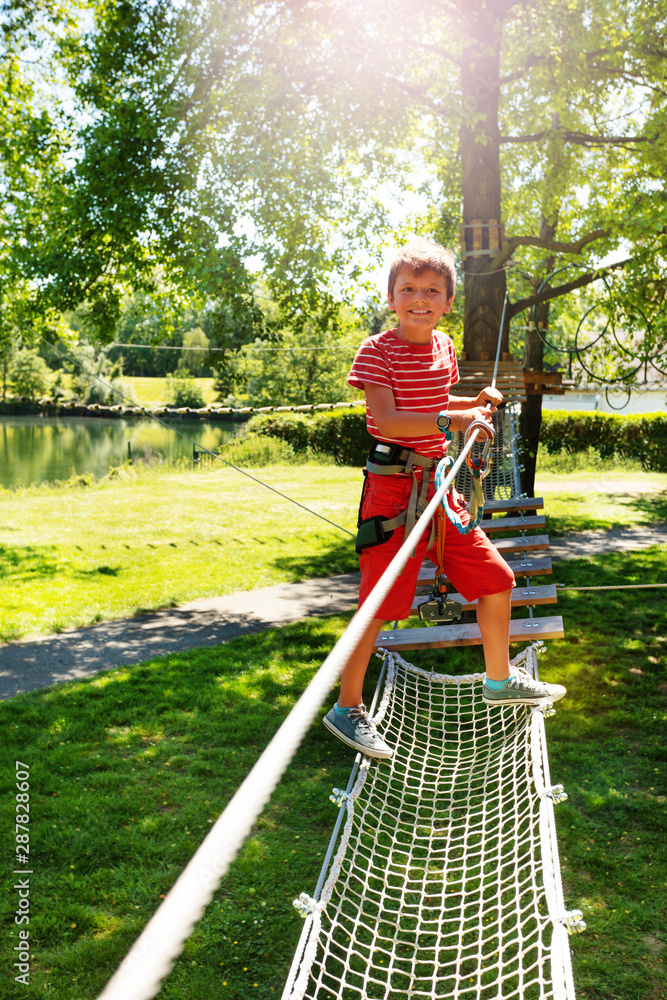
323,238,566,759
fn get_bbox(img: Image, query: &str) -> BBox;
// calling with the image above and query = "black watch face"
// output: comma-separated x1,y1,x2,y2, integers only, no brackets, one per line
437,414,449,430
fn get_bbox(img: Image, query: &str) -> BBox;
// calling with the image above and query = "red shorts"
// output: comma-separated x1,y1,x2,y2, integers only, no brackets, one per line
358,471,515,621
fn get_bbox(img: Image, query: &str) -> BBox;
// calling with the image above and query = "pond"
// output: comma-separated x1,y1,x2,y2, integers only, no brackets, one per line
0,415,245,489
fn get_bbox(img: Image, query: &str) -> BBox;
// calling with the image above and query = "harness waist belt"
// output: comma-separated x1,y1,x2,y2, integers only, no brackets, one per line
355,439,441,554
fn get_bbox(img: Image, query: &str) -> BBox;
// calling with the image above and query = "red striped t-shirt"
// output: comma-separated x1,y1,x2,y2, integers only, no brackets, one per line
348,328,459,458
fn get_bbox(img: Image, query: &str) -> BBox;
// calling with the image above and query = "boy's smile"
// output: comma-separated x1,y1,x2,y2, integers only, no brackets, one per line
387,267,454,343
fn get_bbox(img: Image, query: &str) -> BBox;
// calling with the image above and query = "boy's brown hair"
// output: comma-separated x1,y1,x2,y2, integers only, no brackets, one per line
387,238,457,299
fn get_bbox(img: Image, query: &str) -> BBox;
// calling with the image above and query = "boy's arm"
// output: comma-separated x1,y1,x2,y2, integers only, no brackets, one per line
448,386,503,411
365,383,499,439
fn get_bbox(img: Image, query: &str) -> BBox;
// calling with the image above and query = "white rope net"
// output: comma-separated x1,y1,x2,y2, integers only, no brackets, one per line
284,645,577,1000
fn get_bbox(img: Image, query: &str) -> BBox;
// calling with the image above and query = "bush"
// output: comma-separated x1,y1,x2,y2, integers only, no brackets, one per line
109,378,139,406
241,406,667,472
246,407,370,466
540,410,667,472
166,372,206,408
220,435,297,467
219,434,334,467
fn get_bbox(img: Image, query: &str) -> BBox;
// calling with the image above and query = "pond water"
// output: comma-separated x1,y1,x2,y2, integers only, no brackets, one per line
0,415,245,489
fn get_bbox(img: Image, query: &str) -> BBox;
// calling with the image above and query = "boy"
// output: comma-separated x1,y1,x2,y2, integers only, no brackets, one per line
324,238,566,759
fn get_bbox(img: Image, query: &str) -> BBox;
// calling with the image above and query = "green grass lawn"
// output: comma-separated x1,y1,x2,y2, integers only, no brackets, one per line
542,489,667,535
1,458,666,642
0,465,362,642
1,549,665,999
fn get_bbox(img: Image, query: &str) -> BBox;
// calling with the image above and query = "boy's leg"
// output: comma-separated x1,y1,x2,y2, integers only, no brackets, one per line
437,501,567,706
339,617,386,707
476,585,566,705
476,590,511,681
323,617,393,758
323,471,429,758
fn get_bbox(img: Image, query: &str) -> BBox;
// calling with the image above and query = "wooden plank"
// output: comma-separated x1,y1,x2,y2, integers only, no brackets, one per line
523,370,563,385
479,514,546,534
410,584,558,615
483,497,544,514
416,554,553,586
526,385,566,395
492,534,550,554
451,389,527,403
374,616,565,652
504,555,553,577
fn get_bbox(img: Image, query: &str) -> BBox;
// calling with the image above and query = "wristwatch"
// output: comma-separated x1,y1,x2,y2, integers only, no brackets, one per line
436,411,452,434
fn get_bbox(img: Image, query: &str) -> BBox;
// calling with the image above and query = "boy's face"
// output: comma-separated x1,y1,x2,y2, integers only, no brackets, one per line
387,267,454,338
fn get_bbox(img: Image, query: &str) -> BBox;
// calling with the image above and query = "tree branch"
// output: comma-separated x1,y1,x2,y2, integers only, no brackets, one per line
499,131,547,144
507,257,632,319
500,129,648,146
563,130,649,147
488,228,610,269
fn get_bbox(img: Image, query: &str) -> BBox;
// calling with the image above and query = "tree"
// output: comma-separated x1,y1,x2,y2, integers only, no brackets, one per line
0,2,83,347
6,0,667,471
179,328,210,376
247,0,666,487
238,325,361,408
63,343,120,404
10,348,51,400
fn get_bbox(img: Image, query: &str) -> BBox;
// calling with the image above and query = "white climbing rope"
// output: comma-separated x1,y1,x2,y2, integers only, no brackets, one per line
96,418,487,1000
284,645,580,1000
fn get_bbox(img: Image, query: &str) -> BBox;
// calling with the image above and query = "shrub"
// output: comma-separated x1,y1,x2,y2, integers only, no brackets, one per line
220,435,297,467
166,371,206,408
219,434,334,467
246,406,370,466
246,406,667,472
109,378,139,406
540,410,667,472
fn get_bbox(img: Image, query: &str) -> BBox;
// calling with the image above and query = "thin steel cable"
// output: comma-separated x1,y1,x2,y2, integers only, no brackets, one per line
38,336,355,537
110,343,356,352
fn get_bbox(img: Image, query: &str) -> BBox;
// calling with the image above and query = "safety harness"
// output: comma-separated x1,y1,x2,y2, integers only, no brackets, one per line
355,440,439,555
356,419,495,623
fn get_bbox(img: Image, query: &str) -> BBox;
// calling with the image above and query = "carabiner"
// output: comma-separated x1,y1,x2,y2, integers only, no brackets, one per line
464,418,494,467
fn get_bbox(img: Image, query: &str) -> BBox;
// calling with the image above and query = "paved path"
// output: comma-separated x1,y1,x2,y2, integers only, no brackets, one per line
1,524,665,700
547,524,667,561
0,574,362,699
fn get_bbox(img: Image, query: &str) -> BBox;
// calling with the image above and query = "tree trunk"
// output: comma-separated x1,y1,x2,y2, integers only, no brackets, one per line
519,316,545,496
519,224,557,495
460,2,508,360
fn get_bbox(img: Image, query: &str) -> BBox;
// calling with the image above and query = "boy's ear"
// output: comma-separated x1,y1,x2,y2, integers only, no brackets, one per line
443,293,455,314
387,291,396,311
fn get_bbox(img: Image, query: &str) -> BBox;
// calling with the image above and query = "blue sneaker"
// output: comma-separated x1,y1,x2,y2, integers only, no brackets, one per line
323,704,393,759
483,667,566,706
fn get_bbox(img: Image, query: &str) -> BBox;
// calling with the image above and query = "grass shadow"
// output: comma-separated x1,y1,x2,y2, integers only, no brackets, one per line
271,534,359,580
545,489,667,535
0,543,61,580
